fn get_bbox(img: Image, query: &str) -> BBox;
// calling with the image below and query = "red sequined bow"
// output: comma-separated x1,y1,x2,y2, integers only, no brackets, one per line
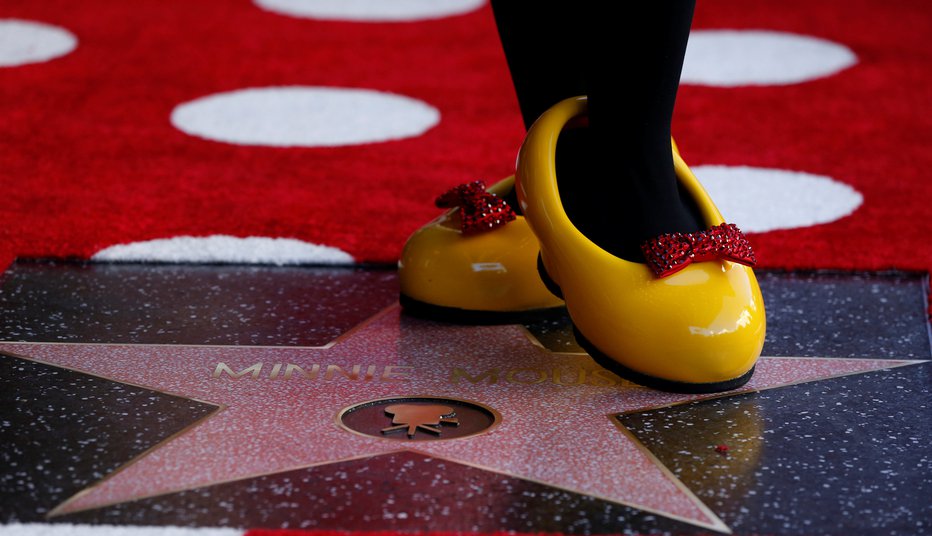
435,181,516,235
641,223,757,278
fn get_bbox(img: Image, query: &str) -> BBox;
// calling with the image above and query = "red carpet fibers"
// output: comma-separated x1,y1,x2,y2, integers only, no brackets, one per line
684,0,932,275
1,3,930,533
1,0,931,279
245,532,563,536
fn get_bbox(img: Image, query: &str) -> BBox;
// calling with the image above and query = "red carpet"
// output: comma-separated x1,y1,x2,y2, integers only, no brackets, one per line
2,0,931,280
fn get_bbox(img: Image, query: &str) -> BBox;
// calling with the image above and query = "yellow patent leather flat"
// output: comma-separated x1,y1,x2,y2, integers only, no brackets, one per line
399,176,565,324
517,96,766,393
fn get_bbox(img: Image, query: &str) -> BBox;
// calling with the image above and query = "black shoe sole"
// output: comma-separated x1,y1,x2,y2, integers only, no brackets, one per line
536,254,756,393
399,293,566,325
536,254,564,299
573,325,756,393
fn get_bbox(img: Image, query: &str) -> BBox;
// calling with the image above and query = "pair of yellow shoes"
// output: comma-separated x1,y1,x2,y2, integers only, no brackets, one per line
399,96,766,394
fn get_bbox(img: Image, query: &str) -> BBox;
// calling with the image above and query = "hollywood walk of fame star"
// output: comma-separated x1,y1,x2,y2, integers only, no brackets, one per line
0,305,923,533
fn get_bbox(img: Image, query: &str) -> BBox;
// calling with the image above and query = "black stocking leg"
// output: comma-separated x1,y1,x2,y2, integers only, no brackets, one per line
489,2,588,131
490,0,702,261
586,0,702,259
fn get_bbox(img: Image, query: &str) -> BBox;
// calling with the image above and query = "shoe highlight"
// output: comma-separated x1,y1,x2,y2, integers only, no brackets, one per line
399,176,565,323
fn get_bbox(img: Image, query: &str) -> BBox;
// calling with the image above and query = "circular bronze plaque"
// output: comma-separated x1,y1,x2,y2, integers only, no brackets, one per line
337,396,500,442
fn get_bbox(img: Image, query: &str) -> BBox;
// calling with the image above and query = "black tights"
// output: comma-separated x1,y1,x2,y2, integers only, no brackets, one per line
490,1,702,260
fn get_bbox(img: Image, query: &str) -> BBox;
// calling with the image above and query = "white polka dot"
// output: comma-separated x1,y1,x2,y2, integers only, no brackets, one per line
92,236,355,265
693,165,863,232
254,0,486,22
171,86,440,147
0,19,77,67
3,523,241,536
682,30,857,86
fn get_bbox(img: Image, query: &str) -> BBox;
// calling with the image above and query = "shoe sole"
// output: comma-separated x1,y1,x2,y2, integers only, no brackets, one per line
536,254,756,394
399,293,566,325
573,326,756,393
536,254,564,299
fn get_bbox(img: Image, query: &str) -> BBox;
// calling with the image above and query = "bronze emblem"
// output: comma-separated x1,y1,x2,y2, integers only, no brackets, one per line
381,404,459,437
337,396,500,442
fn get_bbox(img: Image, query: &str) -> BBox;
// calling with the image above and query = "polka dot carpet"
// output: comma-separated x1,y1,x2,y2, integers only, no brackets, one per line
0,0,930,275
1,2,930,535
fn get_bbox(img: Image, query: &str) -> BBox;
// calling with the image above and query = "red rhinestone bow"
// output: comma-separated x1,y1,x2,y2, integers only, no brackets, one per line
641,223,757,278
435,180,516,235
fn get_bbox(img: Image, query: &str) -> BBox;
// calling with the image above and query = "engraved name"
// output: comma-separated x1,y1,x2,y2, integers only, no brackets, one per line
450,366,625,386
212,363,626,387
212,363,413,381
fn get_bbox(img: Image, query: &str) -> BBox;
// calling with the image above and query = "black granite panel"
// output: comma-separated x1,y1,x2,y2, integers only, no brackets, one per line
618,363,932,535
0,261,399,347
1,263,927,359
756,271,930,358
0,353,218,522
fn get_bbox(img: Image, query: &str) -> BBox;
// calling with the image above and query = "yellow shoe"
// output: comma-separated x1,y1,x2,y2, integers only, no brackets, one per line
516,96,766,393
399,176,565,323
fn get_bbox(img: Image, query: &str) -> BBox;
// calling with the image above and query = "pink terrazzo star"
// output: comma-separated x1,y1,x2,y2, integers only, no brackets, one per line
0,306,922,533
